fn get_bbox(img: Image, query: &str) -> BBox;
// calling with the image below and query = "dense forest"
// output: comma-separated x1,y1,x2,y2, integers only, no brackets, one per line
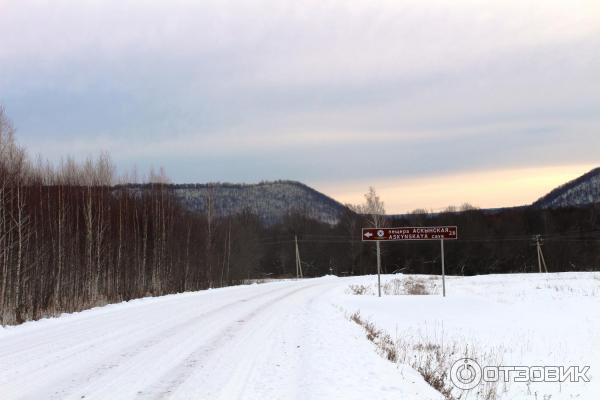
1,107,599,325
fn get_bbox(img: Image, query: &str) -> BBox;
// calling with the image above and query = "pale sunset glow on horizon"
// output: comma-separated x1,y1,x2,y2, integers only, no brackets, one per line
320,163,599,214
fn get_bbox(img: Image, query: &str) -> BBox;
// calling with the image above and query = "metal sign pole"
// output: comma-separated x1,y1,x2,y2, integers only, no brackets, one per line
440,239,446,297
376,240,381,297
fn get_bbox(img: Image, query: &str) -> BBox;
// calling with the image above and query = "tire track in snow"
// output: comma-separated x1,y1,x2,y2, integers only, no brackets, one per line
135,284,316,400
46,285,295,400
2,284,295,400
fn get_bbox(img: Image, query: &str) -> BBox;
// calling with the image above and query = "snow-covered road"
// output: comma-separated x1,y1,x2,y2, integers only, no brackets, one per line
2,273,598,400
0,278,439,400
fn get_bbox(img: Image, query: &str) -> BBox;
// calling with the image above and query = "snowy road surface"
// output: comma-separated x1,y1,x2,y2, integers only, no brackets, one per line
0,278,440,400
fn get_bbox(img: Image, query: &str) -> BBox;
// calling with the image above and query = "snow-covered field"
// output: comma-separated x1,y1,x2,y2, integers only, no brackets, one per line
0,272,598,400
339,272,600,400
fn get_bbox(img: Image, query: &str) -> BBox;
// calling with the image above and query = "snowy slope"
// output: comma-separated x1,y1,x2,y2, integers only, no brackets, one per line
534,167,600,208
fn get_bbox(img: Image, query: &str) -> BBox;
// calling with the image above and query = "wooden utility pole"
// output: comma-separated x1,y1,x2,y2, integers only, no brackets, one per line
226,220,231,282
295,235,303,279
535,235,548,273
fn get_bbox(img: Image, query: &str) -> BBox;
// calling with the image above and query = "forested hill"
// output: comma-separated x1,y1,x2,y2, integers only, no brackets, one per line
533,167,600,209
124,181,349,225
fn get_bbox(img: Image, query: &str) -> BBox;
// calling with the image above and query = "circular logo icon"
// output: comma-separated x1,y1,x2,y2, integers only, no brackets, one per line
450,358,482,390
377,230,385,237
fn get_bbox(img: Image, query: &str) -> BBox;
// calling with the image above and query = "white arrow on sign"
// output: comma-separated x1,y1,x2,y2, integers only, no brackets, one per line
364,232,373,238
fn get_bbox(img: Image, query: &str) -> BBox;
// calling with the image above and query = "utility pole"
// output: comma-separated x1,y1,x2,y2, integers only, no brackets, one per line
295,235,303,279
295,235,299,279
226,220,231,282
535,235,548,273
376,241,381,297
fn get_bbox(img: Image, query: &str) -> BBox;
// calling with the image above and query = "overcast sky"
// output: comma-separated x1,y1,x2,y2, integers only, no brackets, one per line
1,0,599,212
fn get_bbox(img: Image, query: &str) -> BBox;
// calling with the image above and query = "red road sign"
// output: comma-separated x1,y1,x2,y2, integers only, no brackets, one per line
362,226,458,241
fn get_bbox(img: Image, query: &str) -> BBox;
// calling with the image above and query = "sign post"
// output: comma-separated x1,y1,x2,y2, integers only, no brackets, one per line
362,226,457,297
376,241,381,297
440,238,446,297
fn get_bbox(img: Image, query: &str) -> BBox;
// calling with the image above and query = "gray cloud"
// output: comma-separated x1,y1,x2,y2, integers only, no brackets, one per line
1,0,599,197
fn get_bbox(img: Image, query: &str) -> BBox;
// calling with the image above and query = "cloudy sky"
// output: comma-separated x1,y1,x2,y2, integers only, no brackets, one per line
1,0,599,213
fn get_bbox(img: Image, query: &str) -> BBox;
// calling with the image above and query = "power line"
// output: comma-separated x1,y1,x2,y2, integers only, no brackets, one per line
256,233,600,245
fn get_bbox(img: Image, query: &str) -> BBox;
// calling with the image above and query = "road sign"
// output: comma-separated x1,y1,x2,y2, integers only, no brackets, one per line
362,226,458,241
362,225,458,298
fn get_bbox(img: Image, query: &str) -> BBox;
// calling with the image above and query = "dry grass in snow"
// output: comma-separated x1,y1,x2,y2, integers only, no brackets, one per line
350,311,502,400
347,276,440,296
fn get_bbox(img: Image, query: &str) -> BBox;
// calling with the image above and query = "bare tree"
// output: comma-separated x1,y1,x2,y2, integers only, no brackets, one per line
350,187,386,228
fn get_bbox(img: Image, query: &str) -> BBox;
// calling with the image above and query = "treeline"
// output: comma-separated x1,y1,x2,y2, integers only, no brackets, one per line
0,110,262,325
375,205,600,276
257,203,600,278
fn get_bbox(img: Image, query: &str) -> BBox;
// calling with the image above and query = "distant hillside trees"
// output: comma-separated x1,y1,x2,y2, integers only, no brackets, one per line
149,181,347,225
534,167,600,209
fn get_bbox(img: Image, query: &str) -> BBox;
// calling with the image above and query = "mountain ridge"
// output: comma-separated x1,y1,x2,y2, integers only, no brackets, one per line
533,167,600,208
122,180,349,225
